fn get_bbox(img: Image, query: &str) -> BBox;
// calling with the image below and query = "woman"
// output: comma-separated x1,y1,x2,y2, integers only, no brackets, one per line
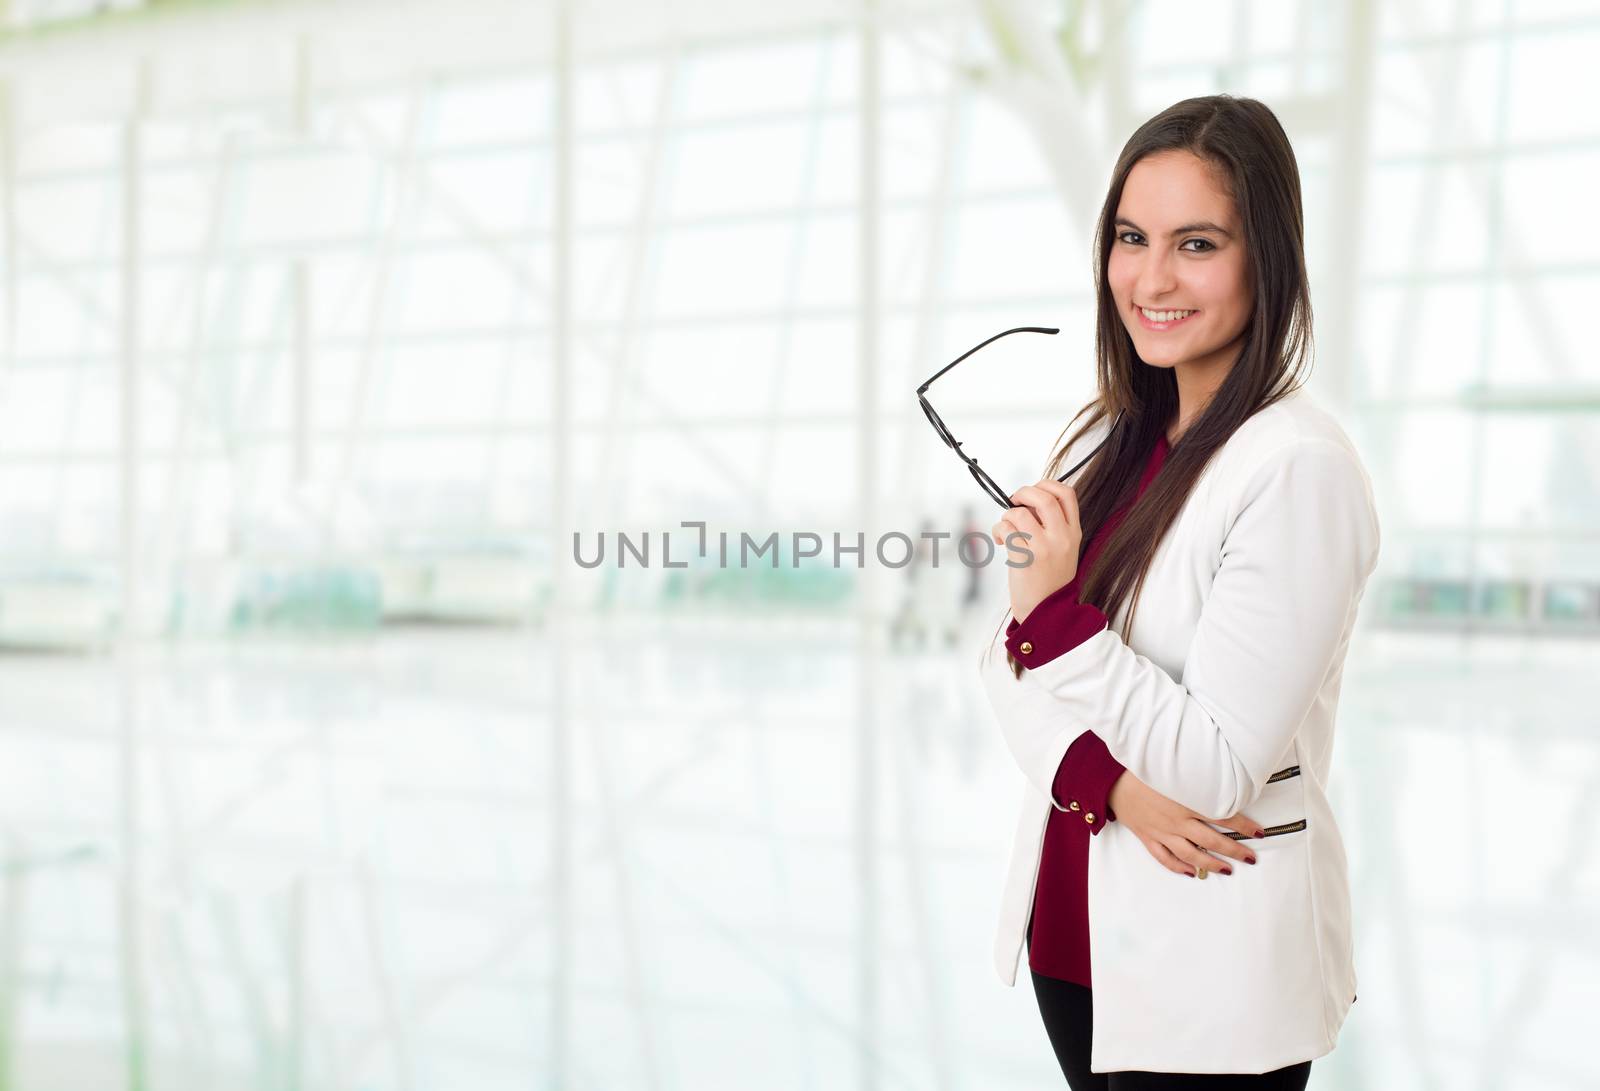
976,94,1380,1087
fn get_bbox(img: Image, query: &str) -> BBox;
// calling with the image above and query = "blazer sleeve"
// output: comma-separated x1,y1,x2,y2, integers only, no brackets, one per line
995,581,1128,832
989,439,1381,821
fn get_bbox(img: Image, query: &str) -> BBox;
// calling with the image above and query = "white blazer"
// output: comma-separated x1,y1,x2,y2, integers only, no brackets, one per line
976,386,1381,1075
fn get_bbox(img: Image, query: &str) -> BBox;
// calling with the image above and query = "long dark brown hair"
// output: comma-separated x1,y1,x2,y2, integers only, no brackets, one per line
991,94,1313,679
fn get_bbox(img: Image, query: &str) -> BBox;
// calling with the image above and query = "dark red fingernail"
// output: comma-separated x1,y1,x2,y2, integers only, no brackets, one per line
1185,869,1196,878
1245,856,1257,865
1254,829,1266,839
1221,867,1233,876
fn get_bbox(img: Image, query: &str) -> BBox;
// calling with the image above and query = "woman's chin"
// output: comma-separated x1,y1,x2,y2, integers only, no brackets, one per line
1136,351,1181,369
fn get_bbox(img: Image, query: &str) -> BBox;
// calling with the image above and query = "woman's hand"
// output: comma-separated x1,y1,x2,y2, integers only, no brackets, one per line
991,479,1083,623
1107,770,1265,877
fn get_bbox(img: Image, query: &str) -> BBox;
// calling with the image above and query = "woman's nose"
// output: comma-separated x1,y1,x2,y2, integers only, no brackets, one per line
1137,252,1179,297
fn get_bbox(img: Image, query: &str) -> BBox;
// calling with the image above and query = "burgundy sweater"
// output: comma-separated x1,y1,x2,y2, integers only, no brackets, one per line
1004,429,1170,986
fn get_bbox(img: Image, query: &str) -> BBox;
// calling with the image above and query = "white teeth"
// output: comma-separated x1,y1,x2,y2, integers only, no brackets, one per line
1141,307,1196,323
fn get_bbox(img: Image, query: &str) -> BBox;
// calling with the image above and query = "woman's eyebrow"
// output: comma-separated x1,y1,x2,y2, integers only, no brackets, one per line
1114,216,1233,238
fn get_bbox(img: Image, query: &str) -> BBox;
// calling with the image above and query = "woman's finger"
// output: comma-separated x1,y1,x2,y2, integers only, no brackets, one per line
1160,834,1235,877
1185,819,1259,866
1008,484,1067,535
1212,810,1268,841
1137,832,1194,878
1001,504,1044,543
1033,481,1080,531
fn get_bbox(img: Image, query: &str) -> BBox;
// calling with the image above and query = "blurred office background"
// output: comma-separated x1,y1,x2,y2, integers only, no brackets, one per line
0,0,1596,1088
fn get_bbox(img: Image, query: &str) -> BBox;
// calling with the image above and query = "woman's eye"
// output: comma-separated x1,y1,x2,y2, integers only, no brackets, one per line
1116,232,1212,252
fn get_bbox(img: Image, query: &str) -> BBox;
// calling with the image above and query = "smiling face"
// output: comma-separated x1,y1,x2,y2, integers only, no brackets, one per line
1108,150,1253,378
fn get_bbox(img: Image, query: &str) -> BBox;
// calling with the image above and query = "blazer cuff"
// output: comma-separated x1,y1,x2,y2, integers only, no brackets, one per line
1005,583,1109,669
1048,730,1127,834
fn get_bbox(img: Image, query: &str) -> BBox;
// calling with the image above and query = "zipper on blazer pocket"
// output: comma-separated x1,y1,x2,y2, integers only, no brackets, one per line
1222,765,1305,840
1224,819,1306,840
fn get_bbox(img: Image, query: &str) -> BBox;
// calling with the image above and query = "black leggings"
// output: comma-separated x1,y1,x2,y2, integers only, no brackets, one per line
1029,970,1312,1090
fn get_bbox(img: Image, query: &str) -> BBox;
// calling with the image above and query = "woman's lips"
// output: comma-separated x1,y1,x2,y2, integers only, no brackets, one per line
1135,306,1200,331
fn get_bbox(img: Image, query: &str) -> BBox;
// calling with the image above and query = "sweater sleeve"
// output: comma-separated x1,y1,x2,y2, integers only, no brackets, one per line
1049,729,1126,834
1004,579,1110,669
982,440,1381,821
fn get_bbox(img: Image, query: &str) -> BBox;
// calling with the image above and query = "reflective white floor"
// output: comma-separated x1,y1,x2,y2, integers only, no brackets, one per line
0,617,1595,1090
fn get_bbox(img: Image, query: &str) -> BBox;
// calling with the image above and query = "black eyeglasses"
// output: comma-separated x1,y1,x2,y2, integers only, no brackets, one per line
916,325,1123,510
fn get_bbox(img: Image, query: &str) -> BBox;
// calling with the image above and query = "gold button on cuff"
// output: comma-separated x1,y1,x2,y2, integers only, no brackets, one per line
1084,812,1096,824
1019,641,1033,654
1068,801,1080,812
